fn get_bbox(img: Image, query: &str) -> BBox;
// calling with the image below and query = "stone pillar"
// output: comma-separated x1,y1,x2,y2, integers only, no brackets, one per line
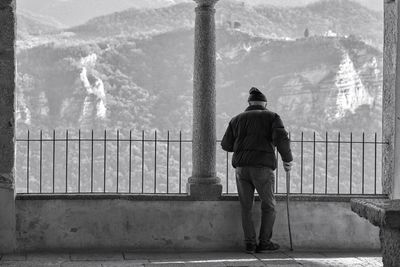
187,0,222,200
0,0,16,253
383,0,400,199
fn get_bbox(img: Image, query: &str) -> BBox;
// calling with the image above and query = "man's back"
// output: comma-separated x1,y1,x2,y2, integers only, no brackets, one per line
220,87,293,254
221,105,292,169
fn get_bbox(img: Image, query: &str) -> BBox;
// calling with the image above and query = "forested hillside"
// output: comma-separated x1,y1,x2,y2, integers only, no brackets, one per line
15,0,383,194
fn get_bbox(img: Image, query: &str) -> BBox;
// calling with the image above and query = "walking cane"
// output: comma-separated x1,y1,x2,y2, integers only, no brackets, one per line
286,169,293,251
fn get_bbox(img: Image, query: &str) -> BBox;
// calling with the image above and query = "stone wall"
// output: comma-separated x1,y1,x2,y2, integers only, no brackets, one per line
383,0,400,198
15,196,381,251
0,0,16,253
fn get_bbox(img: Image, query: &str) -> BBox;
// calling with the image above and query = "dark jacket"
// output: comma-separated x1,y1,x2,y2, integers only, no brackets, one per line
221,105,293,169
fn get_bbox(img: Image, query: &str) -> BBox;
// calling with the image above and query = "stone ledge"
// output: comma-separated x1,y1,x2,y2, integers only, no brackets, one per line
351,199,400,229
228,194,387,202
16,193,387,202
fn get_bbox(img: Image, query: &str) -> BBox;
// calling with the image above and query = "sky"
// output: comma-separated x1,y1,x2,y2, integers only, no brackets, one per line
17,0,382,28
246,0,382,11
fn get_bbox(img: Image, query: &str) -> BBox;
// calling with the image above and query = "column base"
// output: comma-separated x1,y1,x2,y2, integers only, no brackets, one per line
0,186,16,253
187,177,222,200
380,227,400,267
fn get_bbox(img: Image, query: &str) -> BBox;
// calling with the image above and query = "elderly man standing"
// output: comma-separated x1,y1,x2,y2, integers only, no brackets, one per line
221,87,293,254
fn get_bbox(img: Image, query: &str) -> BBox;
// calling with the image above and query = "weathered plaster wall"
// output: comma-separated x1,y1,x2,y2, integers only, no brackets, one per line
0,0,16,253
393,0,400,199
15,197,380,251
383,0,399,198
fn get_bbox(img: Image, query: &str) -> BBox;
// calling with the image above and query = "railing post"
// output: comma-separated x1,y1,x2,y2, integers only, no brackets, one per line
141,130,145,193
179,131,182,194
166,131,169,193
276,147,279,193
26,130,30,193
301,132,304,193
337,132,340,194
154,130,157,194
325,132,328,194
52,129,56,193
117,129,120,193
78,129,81,193
226,151,229,194
350,132,353,194
90,129,94,193
362,132,365,194
129,130,132,193
187,0,222,200
65,130,68,193
104,129,107,192
40,130,42,193
313,131,315,194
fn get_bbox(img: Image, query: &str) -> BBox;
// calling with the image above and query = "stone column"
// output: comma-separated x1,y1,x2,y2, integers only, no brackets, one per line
383,0,400,199
0,0,16,253
187,0,222,200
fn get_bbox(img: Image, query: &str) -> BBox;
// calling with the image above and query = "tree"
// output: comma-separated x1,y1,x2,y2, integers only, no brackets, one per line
304,28,310,38
234,21,241,29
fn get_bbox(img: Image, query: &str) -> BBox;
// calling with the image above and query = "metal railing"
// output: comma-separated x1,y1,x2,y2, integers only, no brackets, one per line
15,130,388,195
275,132,386,195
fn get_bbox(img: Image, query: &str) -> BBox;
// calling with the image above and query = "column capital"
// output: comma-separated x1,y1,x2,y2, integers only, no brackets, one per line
193,0,219,7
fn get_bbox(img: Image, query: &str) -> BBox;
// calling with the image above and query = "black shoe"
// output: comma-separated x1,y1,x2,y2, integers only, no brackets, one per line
245,243,257,254
256,241,280,252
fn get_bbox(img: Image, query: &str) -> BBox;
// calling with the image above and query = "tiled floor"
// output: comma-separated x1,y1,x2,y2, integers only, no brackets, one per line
0,250,383,267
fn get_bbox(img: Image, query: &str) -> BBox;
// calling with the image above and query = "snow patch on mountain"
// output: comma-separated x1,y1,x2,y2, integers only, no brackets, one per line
334,52,373,119
219,42,259,61
364,56,380,78
79,53,107,124
16,92,32,125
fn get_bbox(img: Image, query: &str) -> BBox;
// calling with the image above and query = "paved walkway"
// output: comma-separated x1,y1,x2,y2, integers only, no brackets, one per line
0,251,382,267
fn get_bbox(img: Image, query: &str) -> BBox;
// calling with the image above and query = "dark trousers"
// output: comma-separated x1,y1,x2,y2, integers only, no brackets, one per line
236,166,276,246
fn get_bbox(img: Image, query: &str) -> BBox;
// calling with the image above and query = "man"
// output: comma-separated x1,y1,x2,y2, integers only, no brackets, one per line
221,87,293,254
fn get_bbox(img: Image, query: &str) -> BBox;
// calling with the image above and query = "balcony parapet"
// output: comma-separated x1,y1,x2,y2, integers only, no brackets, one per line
351,199,400,228
16,193,387,202
14,194,383,251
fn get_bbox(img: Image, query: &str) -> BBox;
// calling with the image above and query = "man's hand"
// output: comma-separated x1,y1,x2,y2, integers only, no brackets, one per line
283,162,292,172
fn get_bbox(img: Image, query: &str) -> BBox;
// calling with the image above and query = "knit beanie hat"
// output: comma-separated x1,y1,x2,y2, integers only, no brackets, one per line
248,87,267,102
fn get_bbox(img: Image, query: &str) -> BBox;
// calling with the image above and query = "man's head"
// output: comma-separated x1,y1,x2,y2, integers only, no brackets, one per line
248,87,267,107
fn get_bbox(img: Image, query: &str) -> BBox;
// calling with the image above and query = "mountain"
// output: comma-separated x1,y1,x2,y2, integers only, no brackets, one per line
253,0,382,48
214,31,382,135
16,0,382,29
67,0,382,49
15,0,383,137
17,11,63,39
16,28,382,137
17,0,191,28
14,1,383,193
249,0,383,12
68,3,196,39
